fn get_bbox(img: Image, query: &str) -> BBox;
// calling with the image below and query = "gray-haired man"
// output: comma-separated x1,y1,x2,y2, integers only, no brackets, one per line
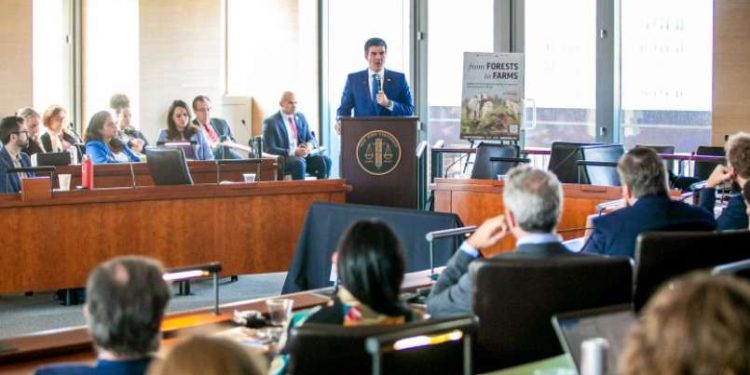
36,256,171,375
427,165,580,317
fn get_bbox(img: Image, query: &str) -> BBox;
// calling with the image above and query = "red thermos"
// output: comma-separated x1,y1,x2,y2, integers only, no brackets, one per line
81,155,94,189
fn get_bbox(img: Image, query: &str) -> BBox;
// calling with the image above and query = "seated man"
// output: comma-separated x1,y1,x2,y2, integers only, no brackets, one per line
36,256,171,375
192,95,244,160
0,116,33,194
427,165,579,317
699,132,750,230
583,147,716,258
263,91,331,180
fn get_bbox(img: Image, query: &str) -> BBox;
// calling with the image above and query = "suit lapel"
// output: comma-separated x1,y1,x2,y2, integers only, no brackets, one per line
0,150,19,191
276,113,290,148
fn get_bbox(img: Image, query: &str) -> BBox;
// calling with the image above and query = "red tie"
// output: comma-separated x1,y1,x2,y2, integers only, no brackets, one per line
288,116,299,142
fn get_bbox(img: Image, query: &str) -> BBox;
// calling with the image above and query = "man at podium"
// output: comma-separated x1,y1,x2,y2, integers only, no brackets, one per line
335,37,414,132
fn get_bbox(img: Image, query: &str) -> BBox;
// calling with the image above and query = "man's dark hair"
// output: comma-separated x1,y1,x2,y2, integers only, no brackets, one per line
192,95,211,110
336,220,409,317
84,111,111,143
0,116,23,144
364,37,387,54
617,147,669,198
86,256,171,357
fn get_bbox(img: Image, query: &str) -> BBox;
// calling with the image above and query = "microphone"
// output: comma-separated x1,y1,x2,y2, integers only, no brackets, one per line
374,74,383,92
128,162,137,189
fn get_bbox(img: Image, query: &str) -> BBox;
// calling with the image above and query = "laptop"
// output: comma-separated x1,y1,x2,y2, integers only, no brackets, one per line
552,304,635,374
712,258,750,281
35,152,72,166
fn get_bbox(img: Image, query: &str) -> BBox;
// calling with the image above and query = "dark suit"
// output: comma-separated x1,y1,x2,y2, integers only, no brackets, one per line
35,357,152,375
23,139,44,156
427,241,578,317
263,111,331,180
336,69,414,117
0,147,33,194
192,118,243,159
699,187,748,230
583,194,717,258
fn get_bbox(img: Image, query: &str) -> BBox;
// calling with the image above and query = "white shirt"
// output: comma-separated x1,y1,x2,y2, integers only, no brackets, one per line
280,111,298,156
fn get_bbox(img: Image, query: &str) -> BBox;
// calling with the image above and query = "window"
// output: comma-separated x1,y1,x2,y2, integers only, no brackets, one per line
33,0,72,116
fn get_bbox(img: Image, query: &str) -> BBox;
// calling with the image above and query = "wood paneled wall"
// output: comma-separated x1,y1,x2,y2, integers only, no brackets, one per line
0,1,33,116
712,0,750,145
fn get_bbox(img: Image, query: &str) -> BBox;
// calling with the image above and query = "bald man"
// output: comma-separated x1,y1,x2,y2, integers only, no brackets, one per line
262,91,331,180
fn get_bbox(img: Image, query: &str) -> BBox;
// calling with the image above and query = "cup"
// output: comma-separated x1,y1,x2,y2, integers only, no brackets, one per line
497,174,506,181
58,174,72,191
266,298,293,326
243,173,257,183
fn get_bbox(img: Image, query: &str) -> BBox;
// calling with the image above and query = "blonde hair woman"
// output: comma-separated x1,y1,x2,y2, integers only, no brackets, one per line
148,335,267,375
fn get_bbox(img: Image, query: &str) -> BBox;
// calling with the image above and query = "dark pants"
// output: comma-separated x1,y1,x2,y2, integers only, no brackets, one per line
285,154,332,180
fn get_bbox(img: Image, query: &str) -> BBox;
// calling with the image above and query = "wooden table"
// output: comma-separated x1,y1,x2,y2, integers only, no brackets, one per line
432,178,621,253
53,158,282,189
0,180,348,294
0,270,436,374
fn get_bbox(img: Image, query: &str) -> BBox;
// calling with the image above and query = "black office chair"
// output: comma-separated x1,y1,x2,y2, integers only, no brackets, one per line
633,230,750,311
693,145,725,180
579,144,625,186
286,315,477,375
548,142,602,184
470,142,521,179
472,255,633,372
145,147,194,185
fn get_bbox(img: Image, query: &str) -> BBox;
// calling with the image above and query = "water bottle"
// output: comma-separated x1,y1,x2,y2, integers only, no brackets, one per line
580,337,609,375
68,146,79,165
81,155,94,190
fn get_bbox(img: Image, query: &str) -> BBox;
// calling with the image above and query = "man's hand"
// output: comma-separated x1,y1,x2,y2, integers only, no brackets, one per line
294,144,309,157
376,91,391,108
706,164,732,188
467,215,509,251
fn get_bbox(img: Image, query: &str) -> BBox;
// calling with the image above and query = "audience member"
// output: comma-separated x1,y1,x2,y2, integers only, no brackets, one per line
619,273,750,375
582,147,715,258
0,116,33,194
40,105,82,154
84,111,141,164
427,165,578,317
192,95,243,160
110,93,149,154
36,256,171,375
16,107,44,156
147,335,267,375
156,100,214,161
263,91,331,180
699,132,750,230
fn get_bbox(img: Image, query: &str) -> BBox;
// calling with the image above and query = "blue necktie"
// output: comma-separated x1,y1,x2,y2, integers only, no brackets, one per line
372,73,380,115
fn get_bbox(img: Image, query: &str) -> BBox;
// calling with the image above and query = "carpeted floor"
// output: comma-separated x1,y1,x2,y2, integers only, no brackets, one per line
0,272,286,339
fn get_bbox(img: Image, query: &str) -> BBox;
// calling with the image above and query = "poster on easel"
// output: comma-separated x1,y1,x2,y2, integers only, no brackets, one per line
460,52,524,141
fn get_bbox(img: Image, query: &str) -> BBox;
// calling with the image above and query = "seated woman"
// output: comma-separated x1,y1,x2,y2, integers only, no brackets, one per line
110,93,149,154
147,335,267,375
619,273,750,375
156,100,214,161
40,105,82,157
84,111,141,164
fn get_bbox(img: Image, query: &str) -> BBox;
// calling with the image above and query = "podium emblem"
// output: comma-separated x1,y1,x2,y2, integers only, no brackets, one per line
355,130,402,176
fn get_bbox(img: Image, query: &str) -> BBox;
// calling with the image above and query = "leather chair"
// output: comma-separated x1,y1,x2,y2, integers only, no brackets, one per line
472,255,633,371
634,230,750,310
145,147,193,185
286,315,477,375
548,142,602,183
579,144,625,186
470,142,521,179
693,145,725,180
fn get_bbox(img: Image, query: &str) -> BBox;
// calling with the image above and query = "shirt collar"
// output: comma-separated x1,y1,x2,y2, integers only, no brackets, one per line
368,68,384,79
4,145,20,159
515,232,562,247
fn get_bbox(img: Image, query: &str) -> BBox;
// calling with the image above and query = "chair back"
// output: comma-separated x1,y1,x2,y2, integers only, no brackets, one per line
472,255,632,371
145,147,194,185
694,145,725,180
548,142,601,183
634,230,750,310
470,142,520,179
287,316,477,375
580,144,624,186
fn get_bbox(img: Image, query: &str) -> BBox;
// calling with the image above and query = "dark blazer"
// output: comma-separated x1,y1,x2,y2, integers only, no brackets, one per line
426,241,578,317
192,118,236,142
336,69,414,117
23,139,44,156
262,111,315,157
35,357,152,375
40,131,81,153
0,147,33,194
699,187,748,230
583,194,717,258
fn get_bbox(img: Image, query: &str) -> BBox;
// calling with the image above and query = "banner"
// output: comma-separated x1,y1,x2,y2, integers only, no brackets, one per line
460,52,524,141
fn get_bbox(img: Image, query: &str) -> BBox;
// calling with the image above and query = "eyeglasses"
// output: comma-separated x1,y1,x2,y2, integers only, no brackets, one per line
12,130,29,136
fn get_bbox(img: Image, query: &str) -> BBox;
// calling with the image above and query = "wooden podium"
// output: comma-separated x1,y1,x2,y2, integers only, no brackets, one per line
341,116,420,208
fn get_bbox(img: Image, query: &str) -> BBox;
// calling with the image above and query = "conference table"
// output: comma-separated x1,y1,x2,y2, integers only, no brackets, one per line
0,179,348,294
432,178,622,254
